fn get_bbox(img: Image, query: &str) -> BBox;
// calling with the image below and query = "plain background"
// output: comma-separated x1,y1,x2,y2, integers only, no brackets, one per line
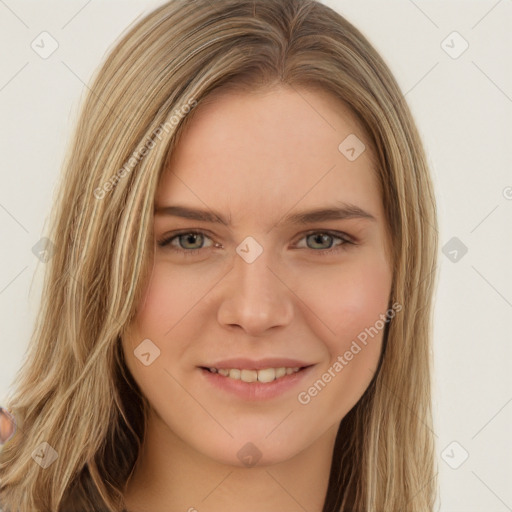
0,1,511,511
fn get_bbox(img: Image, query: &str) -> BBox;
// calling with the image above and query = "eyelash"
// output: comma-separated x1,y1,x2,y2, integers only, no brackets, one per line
156,230,356,257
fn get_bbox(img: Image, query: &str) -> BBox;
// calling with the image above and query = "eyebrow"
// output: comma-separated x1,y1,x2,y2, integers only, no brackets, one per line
154,203,377,226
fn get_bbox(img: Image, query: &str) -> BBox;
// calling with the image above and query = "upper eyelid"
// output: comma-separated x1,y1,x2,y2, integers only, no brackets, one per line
294,230,353,244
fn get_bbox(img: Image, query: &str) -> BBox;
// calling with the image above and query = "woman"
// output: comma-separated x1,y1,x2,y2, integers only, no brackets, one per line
0,0,438,510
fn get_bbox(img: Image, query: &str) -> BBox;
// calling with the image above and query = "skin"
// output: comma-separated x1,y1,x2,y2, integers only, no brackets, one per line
122,85,393,512
0,408,15,444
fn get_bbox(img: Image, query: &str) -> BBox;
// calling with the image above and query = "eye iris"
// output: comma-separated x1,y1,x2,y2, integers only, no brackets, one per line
308,233,333,249
180,233,203,250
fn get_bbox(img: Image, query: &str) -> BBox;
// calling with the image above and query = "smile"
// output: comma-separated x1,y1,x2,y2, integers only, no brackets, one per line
199,364,314,401
206,367,301,383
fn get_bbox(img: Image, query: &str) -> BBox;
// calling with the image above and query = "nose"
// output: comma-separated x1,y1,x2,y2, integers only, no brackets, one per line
216,245,294,336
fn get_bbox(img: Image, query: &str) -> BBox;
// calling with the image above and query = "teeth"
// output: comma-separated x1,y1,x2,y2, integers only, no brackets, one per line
209,366,301,383
257,368,275,383
229,369,241,379
241,369,258,382
275,367,287,378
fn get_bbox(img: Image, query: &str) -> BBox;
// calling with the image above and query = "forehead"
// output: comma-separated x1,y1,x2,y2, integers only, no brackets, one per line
156,85,384,226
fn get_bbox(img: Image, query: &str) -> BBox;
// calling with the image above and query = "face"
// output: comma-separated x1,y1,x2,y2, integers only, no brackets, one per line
122,85,393,467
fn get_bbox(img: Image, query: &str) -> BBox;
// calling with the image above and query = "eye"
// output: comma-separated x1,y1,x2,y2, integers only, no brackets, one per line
295,230,354,255
157,230,215,256
157,229,355,257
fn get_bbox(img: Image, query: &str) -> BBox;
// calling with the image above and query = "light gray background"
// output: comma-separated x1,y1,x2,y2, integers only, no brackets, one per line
0,1,511,511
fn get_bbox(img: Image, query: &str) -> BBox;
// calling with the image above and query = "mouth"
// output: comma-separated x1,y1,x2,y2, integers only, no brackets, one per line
198,361,315,401
201,366,309,383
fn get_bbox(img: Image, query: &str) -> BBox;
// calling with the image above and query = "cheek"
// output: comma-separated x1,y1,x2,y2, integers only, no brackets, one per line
135,263,209,336
121,264,208,417
293,255,392,426
296,251,392,347
122,263,205,378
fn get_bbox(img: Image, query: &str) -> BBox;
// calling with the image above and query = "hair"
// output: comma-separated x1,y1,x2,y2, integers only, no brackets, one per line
0,0,439,510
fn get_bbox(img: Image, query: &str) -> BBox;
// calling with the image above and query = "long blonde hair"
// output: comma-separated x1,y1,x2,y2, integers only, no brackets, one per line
0,1,438,510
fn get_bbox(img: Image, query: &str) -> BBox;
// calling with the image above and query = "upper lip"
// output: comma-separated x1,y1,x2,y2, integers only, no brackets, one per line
200,358,314,370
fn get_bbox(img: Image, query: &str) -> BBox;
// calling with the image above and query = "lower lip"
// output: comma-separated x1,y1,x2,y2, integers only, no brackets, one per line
199,366,315,401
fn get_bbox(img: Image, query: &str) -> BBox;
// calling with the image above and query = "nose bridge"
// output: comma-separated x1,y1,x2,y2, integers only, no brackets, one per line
216,238,294,333
237,249,276,298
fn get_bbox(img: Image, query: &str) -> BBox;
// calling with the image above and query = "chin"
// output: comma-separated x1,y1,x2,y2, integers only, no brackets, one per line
199,436,302,468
